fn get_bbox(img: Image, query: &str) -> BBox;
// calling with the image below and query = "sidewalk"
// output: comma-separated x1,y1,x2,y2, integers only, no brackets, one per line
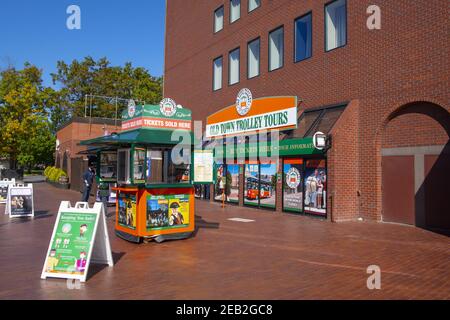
0,182,448,299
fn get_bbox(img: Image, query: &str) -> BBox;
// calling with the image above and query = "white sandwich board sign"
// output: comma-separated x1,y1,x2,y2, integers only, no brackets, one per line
0,178,16,204
4,183,34,218
41,201,113,283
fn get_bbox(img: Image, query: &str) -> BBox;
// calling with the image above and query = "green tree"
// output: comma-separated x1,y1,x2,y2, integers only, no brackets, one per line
0,63,57,169
51,57,163,119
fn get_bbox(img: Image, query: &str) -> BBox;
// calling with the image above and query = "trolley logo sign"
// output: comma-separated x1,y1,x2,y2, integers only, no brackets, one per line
286,167,301,189
236,88,253,116
206,94,297,138
159,98,177,117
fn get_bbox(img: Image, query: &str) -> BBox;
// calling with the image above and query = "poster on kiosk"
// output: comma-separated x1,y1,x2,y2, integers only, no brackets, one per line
41,202,113,283
5,183,34,218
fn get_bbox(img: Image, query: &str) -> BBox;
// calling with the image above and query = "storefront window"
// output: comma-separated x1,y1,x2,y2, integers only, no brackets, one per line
283,158,303,213
244,163,259,206
259,164,276,209
133,148,146,183
214,163,225,201
304,159,327,216
226,164,240,203
99,152,117,181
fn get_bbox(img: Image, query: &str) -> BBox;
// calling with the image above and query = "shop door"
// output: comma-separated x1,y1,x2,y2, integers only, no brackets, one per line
244,163,277,209
382,156,415,225
283,158,304,213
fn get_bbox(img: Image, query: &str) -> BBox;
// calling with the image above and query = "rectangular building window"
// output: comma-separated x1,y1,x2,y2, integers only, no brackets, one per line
214,6,224,33
269,26,284,71
229,48,240,85
325,0,347,51
295,13,312,62
247,38,260,78
230,0,241,23
213,56,223,91
248,0,261,12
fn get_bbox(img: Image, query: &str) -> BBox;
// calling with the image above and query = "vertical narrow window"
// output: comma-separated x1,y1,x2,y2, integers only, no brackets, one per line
325,0,347,51
295,13,312,62
214,6,224,33
229,48,240,85
230,0,241,23
247,38,260,78
213,56,223,91
248,0,261,12
269,26,284,71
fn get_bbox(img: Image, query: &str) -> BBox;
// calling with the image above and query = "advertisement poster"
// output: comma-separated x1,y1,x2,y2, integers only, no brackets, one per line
226,164,240,203
0,185,8,203
7,185,34,217
244,163,259,206
118,193,137,230
259,164,277,209
304,159,327,216
214,164,226,201
283,158,303,213
193,150,214,183
146,194,190,230
43,211,96,277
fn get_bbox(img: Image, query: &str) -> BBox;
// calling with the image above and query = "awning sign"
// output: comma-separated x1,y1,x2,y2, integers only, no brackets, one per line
206,93,297,138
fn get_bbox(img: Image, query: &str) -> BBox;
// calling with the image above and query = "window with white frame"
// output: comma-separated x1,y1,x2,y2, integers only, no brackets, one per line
269,26,284,71
230,0,241,23
229,48,240,85
248,0,261,12
248,38,260,78
295,13,312,62
325,0,347,51
214,6,224,33
213,56,223,91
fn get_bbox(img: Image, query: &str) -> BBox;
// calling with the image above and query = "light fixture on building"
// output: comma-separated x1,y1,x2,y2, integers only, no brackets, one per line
313,131,330,151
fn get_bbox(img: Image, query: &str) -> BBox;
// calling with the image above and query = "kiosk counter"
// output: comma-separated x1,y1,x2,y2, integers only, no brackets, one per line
81,102,195,243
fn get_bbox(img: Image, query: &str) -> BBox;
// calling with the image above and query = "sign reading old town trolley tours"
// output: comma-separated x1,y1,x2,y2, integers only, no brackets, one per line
5,184,34,218
206,90,297,138
41,202,113,282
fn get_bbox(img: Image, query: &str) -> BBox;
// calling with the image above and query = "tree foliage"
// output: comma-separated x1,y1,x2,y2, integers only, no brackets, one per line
0,63,57,168
51,56,163,119
0,57,162,169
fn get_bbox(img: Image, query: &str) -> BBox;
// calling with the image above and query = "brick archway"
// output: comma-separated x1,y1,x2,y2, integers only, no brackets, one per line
378,101,450,233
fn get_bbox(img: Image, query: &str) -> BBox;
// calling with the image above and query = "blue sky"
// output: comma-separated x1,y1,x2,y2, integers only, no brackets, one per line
0,0,165,87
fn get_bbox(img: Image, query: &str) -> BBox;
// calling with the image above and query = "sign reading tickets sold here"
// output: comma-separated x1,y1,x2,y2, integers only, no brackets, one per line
206,93,298,138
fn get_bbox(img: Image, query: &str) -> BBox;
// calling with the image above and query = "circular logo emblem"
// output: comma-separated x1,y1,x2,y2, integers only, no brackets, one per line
286,168,301,189
128,99,136,118
159,98,177,117
236,88,253,116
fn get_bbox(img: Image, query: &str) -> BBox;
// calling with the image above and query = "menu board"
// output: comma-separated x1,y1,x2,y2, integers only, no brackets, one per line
193,150,214,183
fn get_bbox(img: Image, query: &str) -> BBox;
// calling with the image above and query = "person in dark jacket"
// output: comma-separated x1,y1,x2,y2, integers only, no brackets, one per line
82,165,95,202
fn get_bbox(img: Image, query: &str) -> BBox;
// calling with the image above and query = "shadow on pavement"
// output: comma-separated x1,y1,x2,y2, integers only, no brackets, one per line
193,215,220,238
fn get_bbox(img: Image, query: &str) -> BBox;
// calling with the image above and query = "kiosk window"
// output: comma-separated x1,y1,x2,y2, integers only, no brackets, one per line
147,150,164,184
100,152,117,180
133,148,146,182
117,149,130,184
167,149,190,184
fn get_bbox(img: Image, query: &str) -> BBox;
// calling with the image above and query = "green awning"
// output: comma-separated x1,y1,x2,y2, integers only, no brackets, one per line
80,129,196,147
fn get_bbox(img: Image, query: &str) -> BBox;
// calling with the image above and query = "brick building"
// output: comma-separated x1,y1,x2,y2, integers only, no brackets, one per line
55,117,121,191
164,0,450,232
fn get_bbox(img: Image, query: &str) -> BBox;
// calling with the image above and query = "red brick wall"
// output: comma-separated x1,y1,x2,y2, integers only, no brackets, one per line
165,0,450,221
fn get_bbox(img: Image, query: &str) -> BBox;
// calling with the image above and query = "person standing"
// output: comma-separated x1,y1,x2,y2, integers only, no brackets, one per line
82,164,95,203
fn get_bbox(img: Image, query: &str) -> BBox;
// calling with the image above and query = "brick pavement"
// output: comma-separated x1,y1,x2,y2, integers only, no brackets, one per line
0,182,448,299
